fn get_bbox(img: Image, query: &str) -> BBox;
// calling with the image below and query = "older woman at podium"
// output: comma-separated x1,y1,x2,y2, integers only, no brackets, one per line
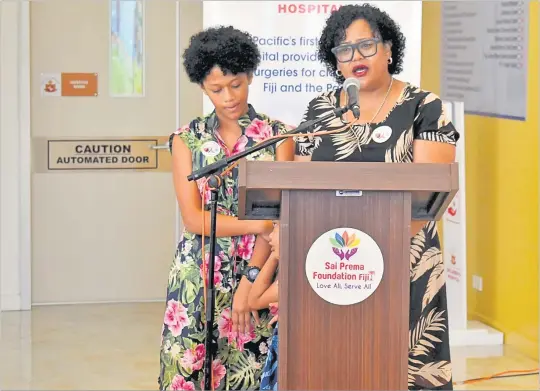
295,4,459,390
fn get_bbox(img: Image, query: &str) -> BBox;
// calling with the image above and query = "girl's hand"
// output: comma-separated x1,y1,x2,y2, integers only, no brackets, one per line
257,220,274,241
268,302,279,328
232,278,259,335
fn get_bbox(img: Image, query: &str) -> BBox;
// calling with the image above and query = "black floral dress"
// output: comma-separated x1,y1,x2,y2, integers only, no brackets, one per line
158,105,289,391
295,82,460,390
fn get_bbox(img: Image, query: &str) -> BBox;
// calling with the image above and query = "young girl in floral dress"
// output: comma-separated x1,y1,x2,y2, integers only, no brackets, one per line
158,26,293,390
248,223,280,391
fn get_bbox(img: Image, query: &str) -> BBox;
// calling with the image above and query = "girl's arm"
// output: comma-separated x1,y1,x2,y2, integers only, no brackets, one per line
232,235,273,334
248,253,279,310
276,138,295,161
172,136,271,237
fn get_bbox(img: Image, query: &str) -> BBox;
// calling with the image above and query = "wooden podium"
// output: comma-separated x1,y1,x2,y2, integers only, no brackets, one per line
238,160,459,390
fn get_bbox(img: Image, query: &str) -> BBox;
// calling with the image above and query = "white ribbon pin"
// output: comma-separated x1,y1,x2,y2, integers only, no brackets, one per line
372,126,393,143
201,141,221,157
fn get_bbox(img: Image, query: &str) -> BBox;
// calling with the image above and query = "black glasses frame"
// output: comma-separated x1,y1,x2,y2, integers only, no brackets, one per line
331,38,381,63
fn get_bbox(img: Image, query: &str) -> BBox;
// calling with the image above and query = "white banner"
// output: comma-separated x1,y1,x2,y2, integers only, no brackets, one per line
442,101,467,331
203,1,423,126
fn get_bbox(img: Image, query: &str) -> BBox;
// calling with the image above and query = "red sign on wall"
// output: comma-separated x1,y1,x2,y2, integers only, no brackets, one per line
41,73,98,97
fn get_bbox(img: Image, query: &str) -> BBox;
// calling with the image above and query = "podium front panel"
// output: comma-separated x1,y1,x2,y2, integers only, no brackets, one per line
278,189,410,390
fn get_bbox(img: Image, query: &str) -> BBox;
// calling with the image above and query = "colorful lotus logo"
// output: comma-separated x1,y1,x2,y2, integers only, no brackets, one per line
330,231,360,260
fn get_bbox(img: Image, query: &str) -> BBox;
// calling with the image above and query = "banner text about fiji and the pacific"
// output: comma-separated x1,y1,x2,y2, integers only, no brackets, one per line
252,34,339,94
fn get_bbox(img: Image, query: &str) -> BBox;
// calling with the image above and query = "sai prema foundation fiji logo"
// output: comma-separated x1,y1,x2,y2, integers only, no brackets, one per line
329,230,360,260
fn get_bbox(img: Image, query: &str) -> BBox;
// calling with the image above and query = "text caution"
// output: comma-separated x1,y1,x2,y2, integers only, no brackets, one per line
47,139,159,170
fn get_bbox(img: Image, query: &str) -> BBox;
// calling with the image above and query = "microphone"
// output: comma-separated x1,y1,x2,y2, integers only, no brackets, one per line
343,77,360,119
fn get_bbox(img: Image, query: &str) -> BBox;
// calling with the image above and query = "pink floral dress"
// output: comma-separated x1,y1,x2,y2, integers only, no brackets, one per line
158,105,289,391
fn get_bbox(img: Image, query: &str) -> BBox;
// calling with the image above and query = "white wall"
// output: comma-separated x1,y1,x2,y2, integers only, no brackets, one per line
30,0,177,305
0,1,31,311
0,0,205,310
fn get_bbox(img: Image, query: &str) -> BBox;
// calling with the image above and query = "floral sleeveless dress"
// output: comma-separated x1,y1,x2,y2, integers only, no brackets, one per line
158,105,289,391
295,83,460,390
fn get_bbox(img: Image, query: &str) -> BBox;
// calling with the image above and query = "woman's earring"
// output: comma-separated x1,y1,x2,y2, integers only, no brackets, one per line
388,57,393,65
336,69,342,77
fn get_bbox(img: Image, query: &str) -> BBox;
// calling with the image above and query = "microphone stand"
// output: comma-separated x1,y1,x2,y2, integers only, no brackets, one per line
202,173,220,391
188,105,350,390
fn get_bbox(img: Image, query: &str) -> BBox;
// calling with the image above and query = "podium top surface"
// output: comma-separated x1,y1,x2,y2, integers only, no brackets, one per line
238,160,458,192
237,161,459,221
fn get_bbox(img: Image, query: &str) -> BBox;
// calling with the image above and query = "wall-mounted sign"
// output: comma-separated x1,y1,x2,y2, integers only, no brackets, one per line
46,139,158,170
440,1,528,120
41,73,99,97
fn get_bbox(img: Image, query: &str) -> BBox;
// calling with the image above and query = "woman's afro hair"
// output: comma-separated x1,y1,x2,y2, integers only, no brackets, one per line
182,25,261,85
318,3,406,83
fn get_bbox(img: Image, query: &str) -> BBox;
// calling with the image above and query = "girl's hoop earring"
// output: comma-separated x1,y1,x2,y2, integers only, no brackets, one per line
388,57,393,64
336,69,342,77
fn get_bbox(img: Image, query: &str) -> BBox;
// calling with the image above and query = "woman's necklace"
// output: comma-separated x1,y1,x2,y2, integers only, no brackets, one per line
349,77,394,148
368,77,394,124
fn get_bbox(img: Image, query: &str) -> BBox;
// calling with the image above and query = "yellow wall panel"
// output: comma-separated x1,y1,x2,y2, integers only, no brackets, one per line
421,1,539,360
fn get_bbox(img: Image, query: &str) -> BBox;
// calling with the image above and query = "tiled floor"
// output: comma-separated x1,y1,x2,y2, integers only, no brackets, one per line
0,303,538,390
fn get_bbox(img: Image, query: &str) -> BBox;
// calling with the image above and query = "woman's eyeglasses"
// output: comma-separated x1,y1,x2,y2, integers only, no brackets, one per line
331,38,380,63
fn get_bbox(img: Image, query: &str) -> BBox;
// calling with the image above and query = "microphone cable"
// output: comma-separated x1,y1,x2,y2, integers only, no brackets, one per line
454,367,539,386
